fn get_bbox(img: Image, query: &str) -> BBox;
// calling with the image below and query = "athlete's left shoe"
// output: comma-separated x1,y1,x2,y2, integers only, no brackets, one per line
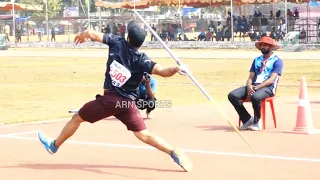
38,131,59,155
170,149,193,172
250,120,262,131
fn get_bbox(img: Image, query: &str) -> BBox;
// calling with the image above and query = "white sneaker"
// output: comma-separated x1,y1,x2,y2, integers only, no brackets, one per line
250,120,262,131
239,117,254,130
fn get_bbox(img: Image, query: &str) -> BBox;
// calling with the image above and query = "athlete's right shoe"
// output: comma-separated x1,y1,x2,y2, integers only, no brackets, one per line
38,131,58,155
170,149,193,172
239,117,254,130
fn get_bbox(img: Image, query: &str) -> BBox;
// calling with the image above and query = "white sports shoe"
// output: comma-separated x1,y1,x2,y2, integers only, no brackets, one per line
250,120,262,131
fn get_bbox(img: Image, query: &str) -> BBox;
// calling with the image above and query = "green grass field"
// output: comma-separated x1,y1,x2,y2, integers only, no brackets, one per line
0,56,320,124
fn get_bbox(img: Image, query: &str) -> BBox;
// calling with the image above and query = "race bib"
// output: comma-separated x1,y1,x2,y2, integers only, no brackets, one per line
255,74,265,84
109,60,131,87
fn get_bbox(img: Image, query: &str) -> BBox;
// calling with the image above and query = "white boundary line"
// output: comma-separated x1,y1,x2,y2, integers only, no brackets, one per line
0,118,70,128
0,130,39,137
1,135,320,163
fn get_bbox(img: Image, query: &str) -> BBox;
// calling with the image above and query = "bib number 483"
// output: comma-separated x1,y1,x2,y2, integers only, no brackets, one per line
109,60,131,87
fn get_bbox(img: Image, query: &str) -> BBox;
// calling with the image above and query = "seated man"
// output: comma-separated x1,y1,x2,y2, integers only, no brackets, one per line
298,29,306,41
0,34,7,46
228,36,283,131
0,34,9,50
269,27,277,40
222,26,232,41
197,29,206,41
136,72,157,119
248,30,257,41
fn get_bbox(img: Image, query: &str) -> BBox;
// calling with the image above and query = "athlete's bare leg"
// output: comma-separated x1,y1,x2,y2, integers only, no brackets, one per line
133,130,193,172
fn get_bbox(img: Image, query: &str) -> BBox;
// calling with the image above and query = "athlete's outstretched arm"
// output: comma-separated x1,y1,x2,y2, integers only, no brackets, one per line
74,29,104,44
151,64,184,77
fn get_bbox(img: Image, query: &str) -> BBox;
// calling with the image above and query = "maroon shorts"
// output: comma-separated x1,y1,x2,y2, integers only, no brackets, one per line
78,91,146,132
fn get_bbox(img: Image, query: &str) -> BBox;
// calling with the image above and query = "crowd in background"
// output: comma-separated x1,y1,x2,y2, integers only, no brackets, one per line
154,8,308,42
1,7,320,43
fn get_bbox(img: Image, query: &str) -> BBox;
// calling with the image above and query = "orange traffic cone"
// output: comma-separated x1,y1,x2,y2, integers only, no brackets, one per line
285,77,320,134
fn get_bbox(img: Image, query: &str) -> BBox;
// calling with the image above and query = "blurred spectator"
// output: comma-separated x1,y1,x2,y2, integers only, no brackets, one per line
112,23,118,35
276,10,281,18
3,24,10,42
299,28,306,41
106,25,111,34
198,29,206,41
287,9,293,17
222,26,232,41
294,9,299,19
151,24,156,41
270,11,274,19
120,23,126,37
51,27,56,41
183,34,190,41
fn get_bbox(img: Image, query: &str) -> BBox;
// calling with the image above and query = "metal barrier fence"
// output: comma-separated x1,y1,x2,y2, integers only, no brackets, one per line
1,14,319,43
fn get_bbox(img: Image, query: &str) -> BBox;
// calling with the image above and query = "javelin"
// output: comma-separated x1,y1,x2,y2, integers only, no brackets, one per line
133,10,256,154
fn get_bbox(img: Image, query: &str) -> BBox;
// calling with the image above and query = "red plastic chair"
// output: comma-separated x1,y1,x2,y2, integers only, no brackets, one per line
238,79,279,130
